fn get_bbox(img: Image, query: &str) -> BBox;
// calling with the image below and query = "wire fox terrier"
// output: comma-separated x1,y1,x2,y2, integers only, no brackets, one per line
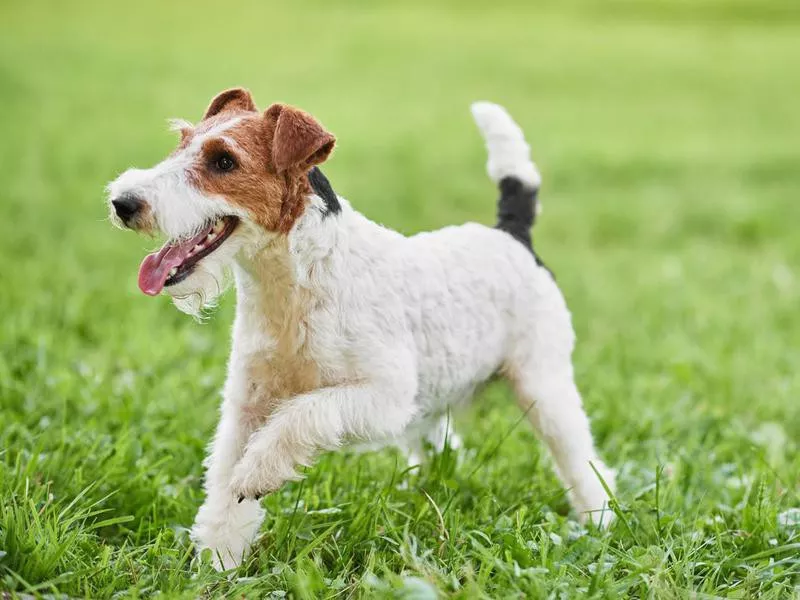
107,88,615,569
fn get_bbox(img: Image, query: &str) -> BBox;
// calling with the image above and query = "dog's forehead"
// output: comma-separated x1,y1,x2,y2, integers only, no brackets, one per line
177,111,263,152
200,110,258,134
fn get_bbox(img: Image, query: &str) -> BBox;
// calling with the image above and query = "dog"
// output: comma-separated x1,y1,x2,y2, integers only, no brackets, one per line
107,88,615,570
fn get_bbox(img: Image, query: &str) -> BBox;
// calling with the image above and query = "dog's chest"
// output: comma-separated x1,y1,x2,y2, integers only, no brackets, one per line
239,350,320,419
232,298,343,422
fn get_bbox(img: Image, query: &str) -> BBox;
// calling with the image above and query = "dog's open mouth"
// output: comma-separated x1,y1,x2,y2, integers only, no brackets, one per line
137,216,239,296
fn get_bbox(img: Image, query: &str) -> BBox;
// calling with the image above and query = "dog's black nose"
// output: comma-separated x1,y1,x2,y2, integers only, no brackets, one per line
112,194,145,223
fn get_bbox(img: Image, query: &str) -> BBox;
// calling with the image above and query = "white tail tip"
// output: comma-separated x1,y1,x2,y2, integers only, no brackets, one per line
471,101,541,189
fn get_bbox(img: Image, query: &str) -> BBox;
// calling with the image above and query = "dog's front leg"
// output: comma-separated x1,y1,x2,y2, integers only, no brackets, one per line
191,391,264,570
230,379,417,501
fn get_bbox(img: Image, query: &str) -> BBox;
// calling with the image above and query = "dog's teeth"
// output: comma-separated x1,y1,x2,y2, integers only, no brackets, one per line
213,219,224,232
193,244,204,253
169,267,177,277
207,233,217,242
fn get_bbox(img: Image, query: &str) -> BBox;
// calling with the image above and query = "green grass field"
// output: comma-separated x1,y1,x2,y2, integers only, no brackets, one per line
1,0,799,597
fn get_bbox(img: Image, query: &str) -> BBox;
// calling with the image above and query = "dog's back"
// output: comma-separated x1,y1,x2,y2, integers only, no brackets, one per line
400,223,559,413
322,104,613,527
330,103,566,415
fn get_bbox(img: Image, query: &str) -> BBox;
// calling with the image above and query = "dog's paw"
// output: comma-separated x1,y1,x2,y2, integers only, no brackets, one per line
229,456,285,502
199,543,245,572
229,468,271,502
579,502,616,529
191,499,265,571
575,461,617,528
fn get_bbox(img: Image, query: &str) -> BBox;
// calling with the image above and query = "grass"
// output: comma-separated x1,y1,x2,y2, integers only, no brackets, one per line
1,0,799,596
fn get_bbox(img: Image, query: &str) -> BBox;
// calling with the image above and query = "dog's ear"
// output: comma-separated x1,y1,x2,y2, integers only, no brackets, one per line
203,88,257,119
265,103,335,173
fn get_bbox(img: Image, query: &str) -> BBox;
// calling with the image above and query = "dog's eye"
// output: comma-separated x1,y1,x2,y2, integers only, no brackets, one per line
214,153,236,172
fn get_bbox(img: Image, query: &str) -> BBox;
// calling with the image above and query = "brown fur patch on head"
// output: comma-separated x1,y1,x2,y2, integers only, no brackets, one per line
189,114,285,231
185,93,336,234
203,87,257,119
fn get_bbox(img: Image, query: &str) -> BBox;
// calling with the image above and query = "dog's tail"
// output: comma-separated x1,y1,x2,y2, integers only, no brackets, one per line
470,102,541,253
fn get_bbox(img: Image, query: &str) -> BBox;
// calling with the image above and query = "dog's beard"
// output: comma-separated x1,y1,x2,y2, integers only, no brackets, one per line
165,246,235,318
157,219,276,318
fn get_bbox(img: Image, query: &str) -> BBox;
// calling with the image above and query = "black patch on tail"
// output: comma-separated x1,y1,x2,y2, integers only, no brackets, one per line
308,167,341,217
495,176,552,276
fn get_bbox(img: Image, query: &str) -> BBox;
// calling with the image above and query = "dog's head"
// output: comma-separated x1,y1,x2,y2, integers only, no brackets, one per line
106,88,335,315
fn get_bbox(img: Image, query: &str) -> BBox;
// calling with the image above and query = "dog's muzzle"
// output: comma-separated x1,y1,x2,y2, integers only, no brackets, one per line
111,193,147,228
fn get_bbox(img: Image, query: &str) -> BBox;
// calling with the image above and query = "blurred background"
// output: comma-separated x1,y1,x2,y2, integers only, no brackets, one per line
1,0,799,596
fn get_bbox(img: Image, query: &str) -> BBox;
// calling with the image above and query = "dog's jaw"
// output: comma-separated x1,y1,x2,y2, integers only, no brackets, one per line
163,218,277,317
138,216,240,296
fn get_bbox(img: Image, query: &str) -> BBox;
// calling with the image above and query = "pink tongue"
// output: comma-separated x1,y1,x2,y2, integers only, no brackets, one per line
137,225,213,296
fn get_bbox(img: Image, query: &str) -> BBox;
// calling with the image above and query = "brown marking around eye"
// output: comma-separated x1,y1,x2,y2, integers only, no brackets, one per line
189,116,286,231
201,138,237,170
185,97,334,234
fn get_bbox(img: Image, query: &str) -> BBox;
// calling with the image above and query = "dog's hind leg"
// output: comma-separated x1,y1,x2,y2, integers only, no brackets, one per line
398,413,462,467
506,278,615,526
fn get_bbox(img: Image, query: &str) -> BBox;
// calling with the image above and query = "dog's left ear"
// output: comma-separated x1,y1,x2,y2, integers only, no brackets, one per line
203,88,257,119
265,103,335,173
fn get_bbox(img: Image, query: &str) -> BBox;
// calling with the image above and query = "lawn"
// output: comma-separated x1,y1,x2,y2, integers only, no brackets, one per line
1,0,799,597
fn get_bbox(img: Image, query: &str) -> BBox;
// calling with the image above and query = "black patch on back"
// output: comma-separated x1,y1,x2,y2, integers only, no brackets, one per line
308,167,341,217
495,176,553,277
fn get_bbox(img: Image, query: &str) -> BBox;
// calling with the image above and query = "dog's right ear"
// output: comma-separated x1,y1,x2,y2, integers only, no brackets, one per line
203,88,257,119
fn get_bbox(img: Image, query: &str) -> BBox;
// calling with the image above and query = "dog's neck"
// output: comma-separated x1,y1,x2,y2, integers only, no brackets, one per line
231,175,346,349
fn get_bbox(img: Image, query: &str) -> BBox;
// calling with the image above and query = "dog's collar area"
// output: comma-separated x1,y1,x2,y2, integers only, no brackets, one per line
308,167,341,217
